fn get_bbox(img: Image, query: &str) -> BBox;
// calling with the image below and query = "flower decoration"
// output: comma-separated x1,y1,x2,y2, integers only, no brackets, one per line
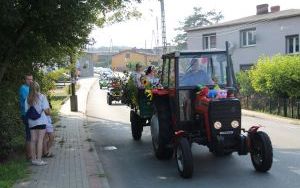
145,89,153,101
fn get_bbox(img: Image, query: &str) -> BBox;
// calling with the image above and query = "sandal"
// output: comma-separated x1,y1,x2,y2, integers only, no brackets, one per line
42,152,49,158
45,153,55,158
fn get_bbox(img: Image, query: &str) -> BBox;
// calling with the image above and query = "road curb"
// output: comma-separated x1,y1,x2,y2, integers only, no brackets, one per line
84,79,110,188
242,109,300,125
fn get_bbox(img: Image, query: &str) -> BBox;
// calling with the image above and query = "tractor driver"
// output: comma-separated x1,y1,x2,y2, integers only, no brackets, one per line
180,58,213,86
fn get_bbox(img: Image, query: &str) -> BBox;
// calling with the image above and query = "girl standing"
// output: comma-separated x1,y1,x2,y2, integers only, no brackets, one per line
25,81,50,166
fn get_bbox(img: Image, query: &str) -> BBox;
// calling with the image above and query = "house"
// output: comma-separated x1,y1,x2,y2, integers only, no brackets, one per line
111,49,160,71
186,4,300,72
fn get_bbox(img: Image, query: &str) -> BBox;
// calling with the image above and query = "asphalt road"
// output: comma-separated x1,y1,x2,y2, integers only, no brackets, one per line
86,81,300,188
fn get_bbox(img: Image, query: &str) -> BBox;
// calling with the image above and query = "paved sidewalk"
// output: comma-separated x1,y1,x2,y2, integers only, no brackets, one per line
14,77,109,188
242,109,300,125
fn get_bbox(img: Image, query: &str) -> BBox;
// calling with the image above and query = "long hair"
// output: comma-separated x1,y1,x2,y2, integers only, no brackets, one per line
27,81,40,106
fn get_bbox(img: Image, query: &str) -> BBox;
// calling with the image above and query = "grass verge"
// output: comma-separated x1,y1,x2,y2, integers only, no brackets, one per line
0,157,29,188
51,83,80,123
50,85,71,123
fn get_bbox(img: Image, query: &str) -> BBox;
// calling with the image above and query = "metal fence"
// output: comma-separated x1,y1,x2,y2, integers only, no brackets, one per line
239,94,300,119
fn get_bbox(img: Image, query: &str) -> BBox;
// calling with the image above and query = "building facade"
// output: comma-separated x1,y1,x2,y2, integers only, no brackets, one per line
186,5,300,72
111,49,160,71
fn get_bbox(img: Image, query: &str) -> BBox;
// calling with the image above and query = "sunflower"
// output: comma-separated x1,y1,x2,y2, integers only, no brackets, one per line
140,76,150,88
145,89,153,101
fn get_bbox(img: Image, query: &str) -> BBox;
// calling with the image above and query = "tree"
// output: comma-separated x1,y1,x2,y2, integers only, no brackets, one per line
249,55,300,98
248,55,300,116
236,71,255,108
236,71,255,96
0,0,142,161
0,0,142,83
173,7,224,50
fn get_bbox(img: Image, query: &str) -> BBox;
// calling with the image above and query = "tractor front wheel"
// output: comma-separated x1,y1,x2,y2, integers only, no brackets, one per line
250,131,273,172
176,137,193,178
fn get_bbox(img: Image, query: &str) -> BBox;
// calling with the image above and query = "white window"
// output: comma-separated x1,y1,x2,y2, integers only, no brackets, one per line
203,34,216,50
286,35,299,54
241,29,256,47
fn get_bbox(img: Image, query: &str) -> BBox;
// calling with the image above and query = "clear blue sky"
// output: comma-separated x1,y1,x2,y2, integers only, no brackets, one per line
89,0,299,48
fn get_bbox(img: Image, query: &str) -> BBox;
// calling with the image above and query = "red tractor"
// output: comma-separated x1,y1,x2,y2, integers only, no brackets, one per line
150,43,273,178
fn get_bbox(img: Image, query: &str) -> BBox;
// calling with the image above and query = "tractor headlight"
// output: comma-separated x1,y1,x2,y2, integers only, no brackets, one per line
231,120,239,128
214,121,222,130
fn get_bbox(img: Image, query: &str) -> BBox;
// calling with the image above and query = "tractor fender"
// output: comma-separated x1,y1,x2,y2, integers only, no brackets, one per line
174,130,185,144
247,125,263,152
248,125,262,134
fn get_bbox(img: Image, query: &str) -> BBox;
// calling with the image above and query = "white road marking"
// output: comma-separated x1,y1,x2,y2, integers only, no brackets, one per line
103,146,118,151
291,169,300,175
273,158,279,162
157,176,167,180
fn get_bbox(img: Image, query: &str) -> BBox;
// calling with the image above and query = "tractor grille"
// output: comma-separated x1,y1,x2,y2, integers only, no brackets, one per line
209,99,241,118
209,99,241,134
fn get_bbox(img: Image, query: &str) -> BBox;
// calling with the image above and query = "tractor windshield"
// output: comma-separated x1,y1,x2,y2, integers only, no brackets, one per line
178,54,227,87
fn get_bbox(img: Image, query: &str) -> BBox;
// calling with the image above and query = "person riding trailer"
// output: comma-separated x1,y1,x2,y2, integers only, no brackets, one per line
125,64,161,140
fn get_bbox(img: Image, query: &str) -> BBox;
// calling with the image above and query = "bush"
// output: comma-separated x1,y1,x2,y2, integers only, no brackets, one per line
47,68,69,83
0,83,24,162
236,71,255,97
249,55,300,98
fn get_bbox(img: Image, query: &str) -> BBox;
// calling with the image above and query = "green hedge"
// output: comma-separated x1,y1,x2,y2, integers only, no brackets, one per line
249,55,300,98
0,82,24,161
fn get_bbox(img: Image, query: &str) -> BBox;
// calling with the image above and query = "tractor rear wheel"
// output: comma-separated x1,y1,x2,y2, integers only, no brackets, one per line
150,110,173,160
176,137,193,178
107,95,112,105
130,110,143,140
250,131,273,172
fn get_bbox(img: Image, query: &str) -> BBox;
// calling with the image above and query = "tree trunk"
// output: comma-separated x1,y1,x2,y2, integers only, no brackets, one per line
277,97,280,115
291,98,294,118
283,98,288,117
269,97,272,114
297,101,300,119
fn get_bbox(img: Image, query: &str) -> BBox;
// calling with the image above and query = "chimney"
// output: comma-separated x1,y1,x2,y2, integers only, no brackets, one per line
256,4,269,15
271,6,280,13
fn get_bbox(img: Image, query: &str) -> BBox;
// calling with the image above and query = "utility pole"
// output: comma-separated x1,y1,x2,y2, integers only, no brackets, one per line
144,40,147,66
70,54,78,112
159,0,167,54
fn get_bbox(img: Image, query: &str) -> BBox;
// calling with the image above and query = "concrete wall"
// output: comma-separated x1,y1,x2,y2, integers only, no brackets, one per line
187,16,300,72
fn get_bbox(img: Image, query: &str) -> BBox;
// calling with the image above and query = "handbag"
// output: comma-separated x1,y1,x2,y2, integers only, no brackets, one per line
26,106,42,120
